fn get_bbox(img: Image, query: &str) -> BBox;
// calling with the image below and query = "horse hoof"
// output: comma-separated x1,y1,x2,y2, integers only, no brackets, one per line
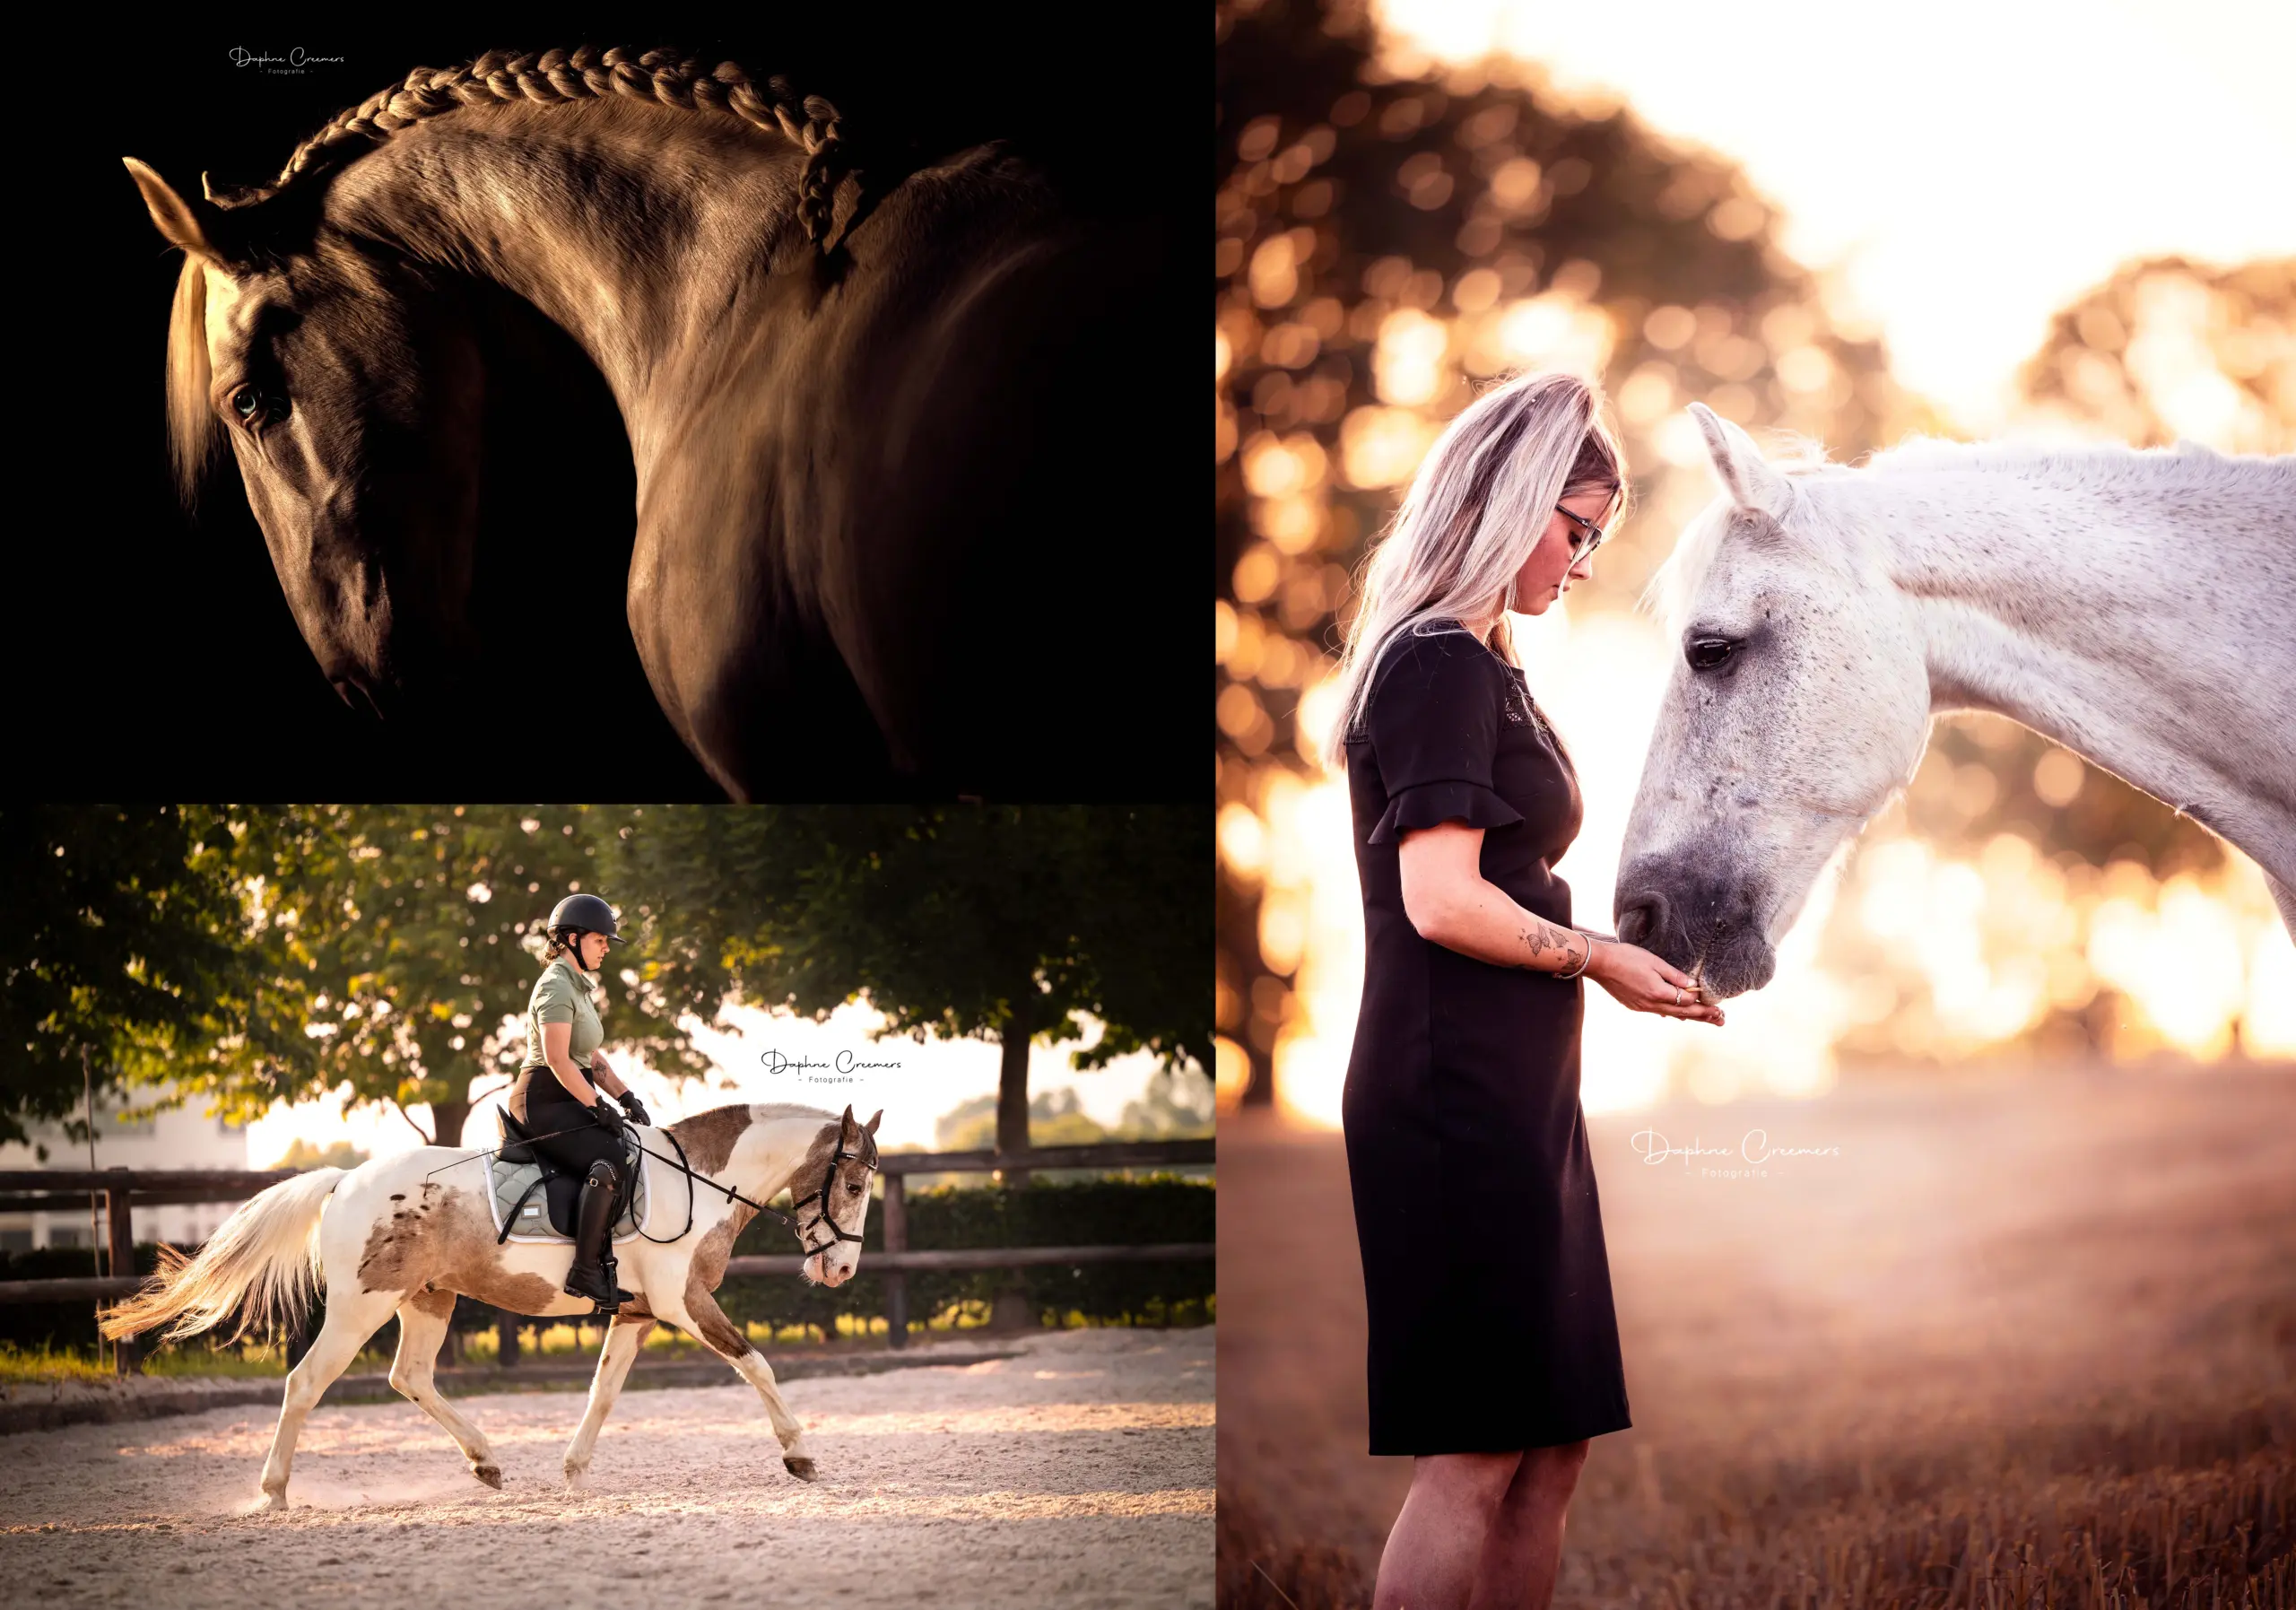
783,1457,818,1482
257,1490,288,1512
474,1465,503,1490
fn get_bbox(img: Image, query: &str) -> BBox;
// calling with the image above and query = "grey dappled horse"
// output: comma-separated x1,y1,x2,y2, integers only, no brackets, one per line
1619,404,2295,999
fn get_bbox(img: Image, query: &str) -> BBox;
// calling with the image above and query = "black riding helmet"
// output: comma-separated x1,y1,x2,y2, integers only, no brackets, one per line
545,893,624,967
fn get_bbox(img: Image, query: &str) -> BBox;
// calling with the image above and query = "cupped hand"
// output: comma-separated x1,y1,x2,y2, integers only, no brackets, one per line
1587,940,1725,1025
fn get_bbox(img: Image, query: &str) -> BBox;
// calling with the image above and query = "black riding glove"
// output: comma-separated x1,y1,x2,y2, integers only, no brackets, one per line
615,1092,653,1127
590,1098,629,1136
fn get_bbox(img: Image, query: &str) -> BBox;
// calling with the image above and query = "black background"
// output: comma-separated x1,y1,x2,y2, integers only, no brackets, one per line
16,12,1196,799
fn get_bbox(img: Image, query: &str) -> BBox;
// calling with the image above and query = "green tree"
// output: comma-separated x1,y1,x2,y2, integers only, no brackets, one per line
934,1087,1110,1153
0,806,316,1148
269,1137,370,1171
1118,1064,1217,1139
629,805,1211,1180
203,805,711,1148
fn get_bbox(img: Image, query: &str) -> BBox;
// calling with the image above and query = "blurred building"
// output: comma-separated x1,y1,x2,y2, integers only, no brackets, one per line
0,1084,251,1251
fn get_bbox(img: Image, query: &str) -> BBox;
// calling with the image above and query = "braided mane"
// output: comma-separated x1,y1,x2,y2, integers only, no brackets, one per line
206,44,857,245
159,44,868,510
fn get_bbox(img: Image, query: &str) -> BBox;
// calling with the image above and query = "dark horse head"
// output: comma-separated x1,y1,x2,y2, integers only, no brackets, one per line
124,159,486,719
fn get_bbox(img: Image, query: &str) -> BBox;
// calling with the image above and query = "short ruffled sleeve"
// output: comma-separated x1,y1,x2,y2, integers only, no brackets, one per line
1361,629,1526,845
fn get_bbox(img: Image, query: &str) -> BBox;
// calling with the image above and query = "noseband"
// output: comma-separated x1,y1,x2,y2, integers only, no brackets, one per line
789,1144,870,1260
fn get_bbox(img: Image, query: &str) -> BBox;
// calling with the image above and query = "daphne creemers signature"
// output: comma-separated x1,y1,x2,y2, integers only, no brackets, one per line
228,48,347,69
759,1048,901,1080
1631,1128,1843,1166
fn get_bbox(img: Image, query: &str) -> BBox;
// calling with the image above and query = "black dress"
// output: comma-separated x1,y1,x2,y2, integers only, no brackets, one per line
1340,621,1631,1455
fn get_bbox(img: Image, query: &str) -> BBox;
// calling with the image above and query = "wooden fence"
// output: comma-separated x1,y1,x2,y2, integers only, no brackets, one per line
0,1139,1213,1370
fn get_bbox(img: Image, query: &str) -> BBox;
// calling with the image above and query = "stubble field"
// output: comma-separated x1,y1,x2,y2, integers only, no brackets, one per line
1218,1061,2296,1607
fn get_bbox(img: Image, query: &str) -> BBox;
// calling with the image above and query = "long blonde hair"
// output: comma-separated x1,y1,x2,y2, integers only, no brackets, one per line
1320,370,1626,770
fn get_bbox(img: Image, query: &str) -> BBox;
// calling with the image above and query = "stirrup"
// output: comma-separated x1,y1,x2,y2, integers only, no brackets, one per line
563,1257,633,1313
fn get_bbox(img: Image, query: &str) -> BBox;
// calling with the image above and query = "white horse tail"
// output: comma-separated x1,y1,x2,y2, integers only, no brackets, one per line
97,1167,346,1345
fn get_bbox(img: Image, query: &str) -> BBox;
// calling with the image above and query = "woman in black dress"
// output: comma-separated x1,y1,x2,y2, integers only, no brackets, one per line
1322,371,1726,1610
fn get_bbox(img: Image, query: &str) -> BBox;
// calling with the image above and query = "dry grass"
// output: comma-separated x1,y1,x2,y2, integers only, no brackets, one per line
1217,1060,2296,1607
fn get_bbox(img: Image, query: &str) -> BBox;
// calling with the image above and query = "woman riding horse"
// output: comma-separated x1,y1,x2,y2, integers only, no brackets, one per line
507,892,651,1312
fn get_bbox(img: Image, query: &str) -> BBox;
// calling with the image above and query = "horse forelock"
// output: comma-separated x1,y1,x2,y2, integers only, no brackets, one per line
164,256,219,510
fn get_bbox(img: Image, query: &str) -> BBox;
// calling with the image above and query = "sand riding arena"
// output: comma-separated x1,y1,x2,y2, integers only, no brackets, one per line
0,1327,1213,1608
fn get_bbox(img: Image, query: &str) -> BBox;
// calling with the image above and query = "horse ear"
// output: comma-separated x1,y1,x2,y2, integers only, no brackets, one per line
1689,403,1789,517
865,1110,883,1136
122,157,247,266
839,1103,857,1136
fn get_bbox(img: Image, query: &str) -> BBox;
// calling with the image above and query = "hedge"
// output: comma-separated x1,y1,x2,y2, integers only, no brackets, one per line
715,1173,1215,1337
0,1244,173,1353
0,1175,1214,1354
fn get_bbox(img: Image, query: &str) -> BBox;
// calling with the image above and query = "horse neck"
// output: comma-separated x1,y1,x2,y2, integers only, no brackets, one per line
1847,450,2296,875
326,99,810,473
729,1110,839,1202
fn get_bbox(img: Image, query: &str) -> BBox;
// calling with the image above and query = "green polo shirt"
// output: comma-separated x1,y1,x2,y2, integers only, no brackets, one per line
522,957,604,1075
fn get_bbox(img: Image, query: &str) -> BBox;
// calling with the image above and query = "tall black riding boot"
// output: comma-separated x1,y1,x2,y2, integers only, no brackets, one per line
563,1159,634,1313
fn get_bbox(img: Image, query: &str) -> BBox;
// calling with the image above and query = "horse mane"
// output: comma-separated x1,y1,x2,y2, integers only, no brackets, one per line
160,45,859,515
1859,431,2286,492
209,46,854,241
721,1100,882,1167
1638,427,2291,635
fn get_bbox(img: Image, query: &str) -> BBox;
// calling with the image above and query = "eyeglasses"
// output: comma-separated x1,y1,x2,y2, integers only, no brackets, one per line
1556,504,1611,569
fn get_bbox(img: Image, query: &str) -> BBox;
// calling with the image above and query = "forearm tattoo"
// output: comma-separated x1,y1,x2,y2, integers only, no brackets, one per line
1515,916,1586,972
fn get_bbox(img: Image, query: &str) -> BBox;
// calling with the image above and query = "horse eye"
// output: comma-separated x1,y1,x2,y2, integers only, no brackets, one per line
1687,638,1739,671
230,385,281,427
845,1182,864,1196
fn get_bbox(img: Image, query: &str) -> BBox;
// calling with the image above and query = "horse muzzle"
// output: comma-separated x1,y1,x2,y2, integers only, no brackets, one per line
1615,858,1776,999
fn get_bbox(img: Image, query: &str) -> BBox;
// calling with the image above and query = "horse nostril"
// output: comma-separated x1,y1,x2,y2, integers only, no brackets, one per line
1616,889,1666,950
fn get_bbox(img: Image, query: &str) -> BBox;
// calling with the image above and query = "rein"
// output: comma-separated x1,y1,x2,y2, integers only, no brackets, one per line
428,1118,871,1259
625,1135,870,1259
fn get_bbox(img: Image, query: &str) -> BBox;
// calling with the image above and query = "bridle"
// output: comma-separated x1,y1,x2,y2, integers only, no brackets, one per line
633,1134,873,1262
785,1143,871,1259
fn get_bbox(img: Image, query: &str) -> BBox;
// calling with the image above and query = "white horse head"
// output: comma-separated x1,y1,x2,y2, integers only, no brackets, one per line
1618,404,2296,996
1613,405,1929,996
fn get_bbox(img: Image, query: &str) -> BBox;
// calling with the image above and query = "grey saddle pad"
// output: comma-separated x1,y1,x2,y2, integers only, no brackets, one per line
484,1134,651,1245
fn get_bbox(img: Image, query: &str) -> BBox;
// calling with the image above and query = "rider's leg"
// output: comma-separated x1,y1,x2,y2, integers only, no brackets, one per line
563,1158,634,1310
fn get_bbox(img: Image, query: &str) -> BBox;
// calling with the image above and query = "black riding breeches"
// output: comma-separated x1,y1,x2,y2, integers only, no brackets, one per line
524,1090,628,1177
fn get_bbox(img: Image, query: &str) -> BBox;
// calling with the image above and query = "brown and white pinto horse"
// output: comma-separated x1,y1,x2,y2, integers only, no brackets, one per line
100,1101,881,1509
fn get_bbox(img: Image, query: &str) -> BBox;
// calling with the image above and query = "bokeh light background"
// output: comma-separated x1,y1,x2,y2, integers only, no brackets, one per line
1214,0,2296,1127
